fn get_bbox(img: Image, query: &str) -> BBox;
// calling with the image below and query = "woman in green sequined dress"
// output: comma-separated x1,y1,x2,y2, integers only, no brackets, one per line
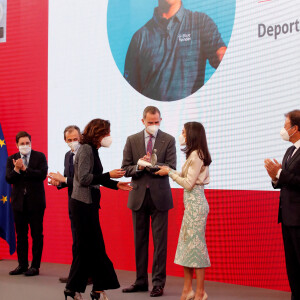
156,122,211,300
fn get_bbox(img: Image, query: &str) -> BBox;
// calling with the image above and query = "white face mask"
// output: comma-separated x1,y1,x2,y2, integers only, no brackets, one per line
280,126,295,141
101,136,112,148
178,134,186,146
147,125,159,136
68,141,80,152
19,145,31,155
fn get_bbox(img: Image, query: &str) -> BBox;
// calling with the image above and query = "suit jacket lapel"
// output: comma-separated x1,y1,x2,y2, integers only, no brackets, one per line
153,130,166,155
286,147,300,169
134,130,146,158
65,151,71,177
27,150,34,168
282,148,291,170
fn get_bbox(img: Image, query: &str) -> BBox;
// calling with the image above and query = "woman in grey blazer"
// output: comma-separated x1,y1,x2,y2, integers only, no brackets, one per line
64,119,132,300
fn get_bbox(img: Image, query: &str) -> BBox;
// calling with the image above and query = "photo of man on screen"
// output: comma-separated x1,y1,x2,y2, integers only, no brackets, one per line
124,0,227,102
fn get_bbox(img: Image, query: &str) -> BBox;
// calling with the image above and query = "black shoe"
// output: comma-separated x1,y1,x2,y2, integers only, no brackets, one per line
64,289,75,300
150,286,164,297
122,283,148,293
59,277,69,283
24,267,39,276
9,265,28,275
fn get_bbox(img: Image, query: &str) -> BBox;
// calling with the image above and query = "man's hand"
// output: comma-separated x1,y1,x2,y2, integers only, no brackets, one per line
109,169,126,178
13,158,24,172
138,152,151,170
48,171,66,183
264,158,282,181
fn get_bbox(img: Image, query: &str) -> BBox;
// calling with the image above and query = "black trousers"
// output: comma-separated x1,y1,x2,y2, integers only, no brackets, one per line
66,198,120,293
13,197,44,269
132,189,168,287
282,224,300,300
68,196,77,260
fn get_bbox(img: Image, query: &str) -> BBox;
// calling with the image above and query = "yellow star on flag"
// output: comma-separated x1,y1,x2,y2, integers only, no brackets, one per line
1,195,8,204
0,139,6,148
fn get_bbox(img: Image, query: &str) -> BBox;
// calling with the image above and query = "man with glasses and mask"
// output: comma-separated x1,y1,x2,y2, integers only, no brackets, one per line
265,110,300,300
122,106,176,297
6,131,48,276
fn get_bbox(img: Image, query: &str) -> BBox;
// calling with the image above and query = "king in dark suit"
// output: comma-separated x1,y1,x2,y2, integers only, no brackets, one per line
265,110,300,300
6,131,48,276
122,106,176,297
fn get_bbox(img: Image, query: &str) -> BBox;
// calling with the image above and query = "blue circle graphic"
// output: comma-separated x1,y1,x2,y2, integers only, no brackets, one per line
107,0,235,101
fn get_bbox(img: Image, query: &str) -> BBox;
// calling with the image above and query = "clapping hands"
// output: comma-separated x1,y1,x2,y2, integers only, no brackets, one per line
48,171,65,186
13,158,26,172
264,158,282,181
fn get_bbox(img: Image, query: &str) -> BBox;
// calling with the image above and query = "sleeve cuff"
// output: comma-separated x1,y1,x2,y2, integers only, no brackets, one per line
276,169,282,179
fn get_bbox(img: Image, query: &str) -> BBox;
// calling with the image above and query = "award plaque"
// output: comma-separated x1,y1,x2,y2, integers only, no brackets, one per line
137,149,160,173
148,149,160,172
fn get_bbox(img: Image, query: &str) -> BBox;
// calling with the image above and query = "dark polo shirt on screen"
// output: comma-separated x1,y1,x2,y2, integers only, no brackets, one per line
124,4,226,101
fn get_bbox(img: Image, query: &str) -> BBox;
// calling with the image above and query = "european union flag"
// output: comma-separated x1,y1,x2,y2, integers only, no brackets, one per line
0,123,16,255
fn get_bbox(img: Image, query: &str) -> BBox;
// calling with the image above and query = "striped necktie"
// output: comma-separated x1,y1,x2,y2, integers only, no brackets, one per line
147,135,153,155
23,155,28,167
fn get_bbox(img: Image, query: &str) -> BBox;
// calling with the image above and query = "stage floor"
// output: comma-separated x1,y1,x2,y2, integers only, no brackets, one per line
0,260,290,300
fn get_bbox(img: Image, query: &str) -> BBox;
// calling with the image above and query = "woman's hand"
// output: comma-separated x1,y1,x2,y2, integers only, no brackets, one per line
48,171,66,183
117,182,133,191
155,166,170,176
109,169,126,178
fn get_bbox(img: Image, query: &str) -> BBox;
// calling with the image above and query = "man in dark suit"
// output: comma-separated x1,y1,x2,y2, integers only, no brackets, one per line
48,125,81,283
6,131,48,276
122,106,176,297
265,110,300,300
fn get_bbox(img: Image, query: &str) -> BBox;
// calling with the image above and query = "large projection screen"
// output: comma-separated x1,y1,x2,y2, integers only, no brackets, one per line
49,0,300,191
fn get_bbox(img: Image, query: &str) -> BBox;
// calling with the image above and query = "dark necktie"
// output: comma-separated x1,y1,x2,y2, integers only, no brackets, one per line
285,146,296,167
146,135,153,155
69,153,75,177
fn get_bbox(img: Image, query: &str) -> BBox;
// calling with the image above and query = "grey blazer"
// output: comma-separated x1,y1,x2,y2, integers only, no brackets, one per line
71,144,96,204
122,129,176,211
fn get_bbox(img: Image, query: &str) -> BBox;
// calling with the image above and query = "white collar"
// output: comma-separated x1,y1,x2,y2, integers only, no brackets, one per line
144,129,158,138
293,139,300,149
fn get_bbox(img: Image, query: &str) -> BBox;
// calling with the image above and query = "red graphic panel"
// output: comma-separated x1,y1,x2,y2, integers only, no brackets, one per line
0,0,289,292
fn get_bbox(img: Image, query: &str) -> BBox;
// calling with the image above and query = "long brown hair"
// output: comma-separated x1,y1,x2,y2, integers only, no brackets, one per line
81,119,110,148
182,122,212,166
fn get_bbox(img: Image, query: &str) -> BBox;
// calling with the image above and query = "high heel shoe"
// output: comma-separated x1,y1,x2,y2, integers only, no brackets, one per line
202,292,208,300
64,289,75,300
64,289,84,300
186,290,195,300
90,291,108,300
